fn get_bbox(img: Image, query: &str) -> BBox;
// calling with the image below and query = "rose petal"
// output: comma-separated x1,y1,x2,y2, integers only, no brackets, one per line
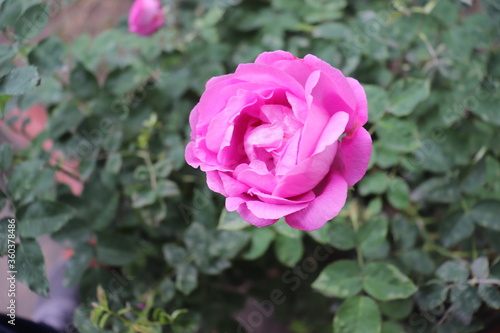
237,204,278,228
285,171,348,231
346,77,368,127
246,200,308,219
334,126,372,187
255,50,298,65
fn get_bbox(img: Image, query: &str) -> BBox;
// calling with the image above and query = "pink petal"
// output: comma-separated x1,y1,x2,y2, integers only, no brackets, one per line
237,205,278,228
313,111,349,155
346,77,368,127
254,50,298,65
334,126,372,187
285,171,348,231
246,200,308,219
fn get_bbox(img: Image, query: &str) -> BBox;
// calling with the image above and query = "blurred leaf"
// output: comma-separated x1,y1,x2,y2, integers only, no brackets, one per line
381,322,405,333
0,0,23,29
274,234,303,267
450,284,481,324
18,201,75,238
64,243,93,287
0,66,39,95
243,227,275,260
96,232,138,266
358,171,389,196
0,143,13,171
176,264,198,295
415,282,448,311
70,63,99,101
357,216,388,254
312,260,362,298
389,78,430,116
28,37,65,74
14,3,49,42
436,260,469,282
387,177,410,209
273,218,302,238
333,296,381,333
363,263,417,301
218,208,249,230
365,84,389,122
478,283,500,309
376,117,419,153
399,249,435,275
470,200,500,231
439,213,475,248
16,238,49,297
379,298,413,321
47,102,84,139
327,220,356,250
471,257,489,279
163,244,189,268
412,177,460,204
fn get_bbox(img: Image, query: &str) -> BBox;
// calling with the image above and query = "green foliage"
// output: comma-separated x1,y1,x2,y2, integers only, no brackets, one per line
1,0,500,332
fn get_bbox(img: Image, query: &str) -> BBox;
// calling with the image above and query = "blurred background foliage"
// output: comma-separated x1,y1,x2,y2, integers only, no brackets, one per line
1,0,500,332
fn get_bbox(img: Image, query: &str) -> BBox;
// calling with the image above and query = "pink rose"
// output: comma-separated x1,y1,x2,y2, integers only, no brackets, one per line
185,51,372,231
128,0,165,37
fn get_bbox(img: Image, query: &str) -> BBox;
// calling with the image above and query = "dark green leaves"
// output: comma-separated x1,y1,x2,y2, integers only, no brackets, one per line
389,78,430,116
333,296,381,333
470,200,500,231
0,66,40,95
14,3,49,42
0,143,13,171
312,260,362,298
363,263,418,301
436,260,469,282
28,37,65,75
70,63,99,100
274,234,303,267
16,238,49,297
18,201,75,238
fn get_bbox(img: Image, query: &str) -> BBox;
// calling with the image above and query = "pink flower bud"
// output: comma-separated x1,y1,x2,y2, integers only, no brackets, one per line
128,0,165,37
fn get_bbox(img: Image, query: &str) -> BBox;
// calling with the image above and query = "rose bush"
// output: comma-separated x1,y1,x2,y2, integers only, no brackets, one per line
186,51,372,230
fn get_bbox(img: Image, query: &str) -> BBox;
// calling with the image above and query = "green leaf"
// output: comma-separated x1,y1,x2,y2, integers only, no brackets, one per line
47,102,84,139
362,263,417,301
471,257,489,279
387,178,410,210
64,243,93,287
398,249,435,275
0,44,17,68
218,208,249,230
0,0,22,30
412,177,460,204
358,171,389,196
156,179,180,198
0,143,13,171
176,264,198,295
478,283,500,309
357,216,388,254
415,282,448,311
14,3,49,42
18,201,75,238
436,260,469,282
210,230,250,260
333,296,381,333
0,217,13,256
28,37,65,74
381,322,405,333
0,94,12,116
163,243,188,267
389,78,430,116
470,200,500,231
460,158,487,194
274,234,303,267
96,232,138,266
390,215,418,250
16,238,49,297
243,227,275,260
312,260,362,298
273,218,302,238
379,298,413,320
450,284,481,320
159,278,176,304
327,220,356,250
376,117,419,153
70,63,99,100
439,213,475,248
365,84,389,122
0,66,40,95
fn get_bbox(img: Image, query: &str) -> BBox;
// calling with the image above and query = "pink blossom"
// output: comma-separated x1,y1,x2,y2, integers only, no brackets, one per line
128,0,165,37
185,51,372,231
